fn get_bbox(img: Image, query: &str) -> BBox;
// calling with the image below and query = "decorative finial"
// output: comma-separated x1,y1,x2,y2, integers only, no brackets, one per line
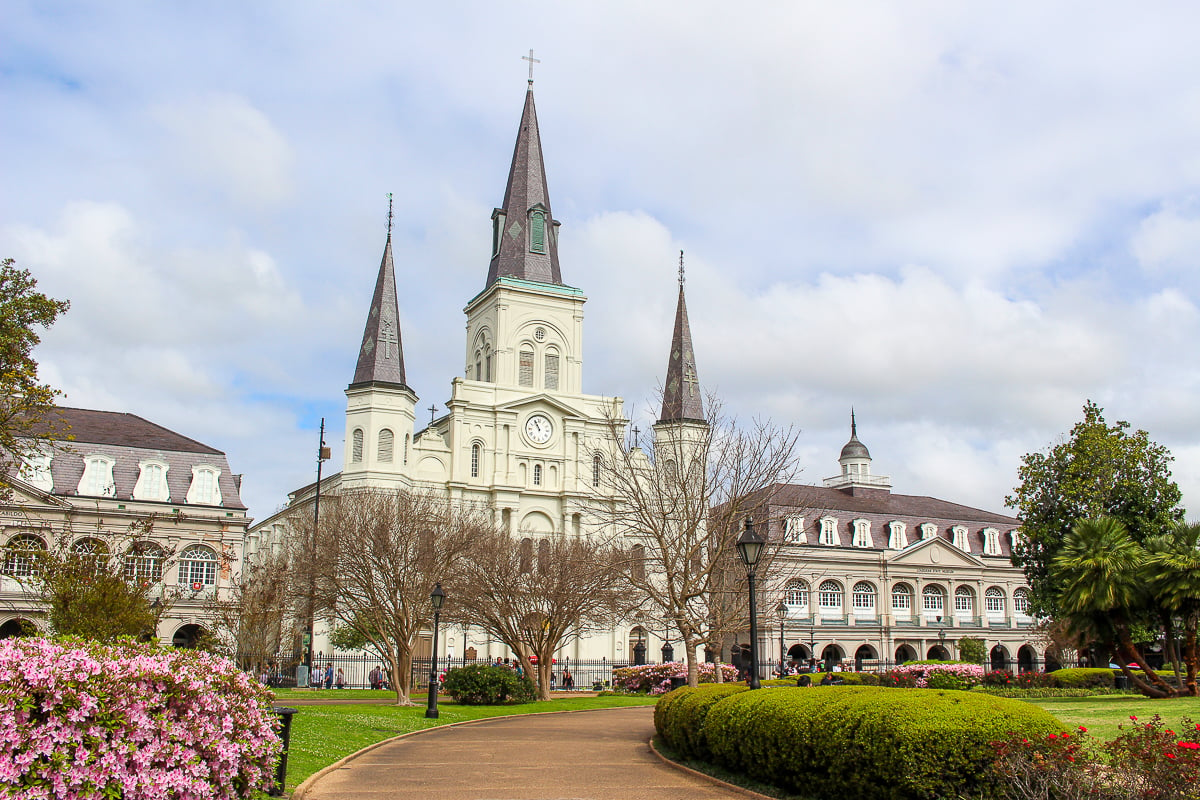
386,193,394,239
429,404,438,424
522,49,541,85
851,408,857,437
678,250,685,288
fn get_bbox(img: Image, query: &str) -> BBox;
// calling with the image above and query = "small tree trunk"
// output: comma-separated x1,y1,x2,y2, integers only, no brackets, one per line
684,636,700,687
1114,637,1174,698
391,645,415,706
1182,618,1198,697
538,657,552,701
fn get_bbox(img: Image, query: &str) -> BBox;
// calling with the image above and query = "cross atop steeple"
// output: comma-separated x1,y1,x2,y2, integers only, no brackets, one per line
522,49,540,85
386,192,394,239
678,250,685,288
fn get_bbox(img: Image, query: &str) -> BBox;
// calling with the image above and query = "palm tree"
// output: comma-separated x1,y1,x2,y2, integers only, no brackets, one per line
1145,521,1200,696
1052,516,1178,697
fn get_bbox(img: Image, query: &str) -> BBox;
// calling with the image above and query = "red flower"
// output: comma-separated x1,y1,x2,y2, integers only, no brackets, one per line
1078,726,1088,733
1178,742,1200,750
1131,715,1138,722
1166,753,1177,760
1048,734,1058,740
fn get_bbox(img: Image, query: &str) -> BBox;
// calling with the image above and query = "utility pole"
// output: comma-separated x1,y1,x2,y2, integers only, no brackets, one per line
303,419,331,676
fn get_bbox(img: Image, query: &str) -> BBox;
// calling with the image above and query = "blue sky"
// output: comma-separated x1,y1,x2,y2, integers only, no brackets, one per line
3,1,1198,519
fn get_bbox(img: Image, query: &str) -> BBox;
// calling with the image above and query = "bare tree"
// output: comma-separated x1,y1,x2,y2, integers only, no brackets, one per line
309,488,474,705
593,397,801,687
451,525,627,700
204,545,294,666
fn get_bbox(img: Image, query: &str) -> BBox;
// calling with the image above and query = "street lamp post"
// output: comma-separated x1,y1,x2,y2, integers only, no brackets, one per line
735,517,767,690
425,583,445,719
809,618,817,670
775,602,788,677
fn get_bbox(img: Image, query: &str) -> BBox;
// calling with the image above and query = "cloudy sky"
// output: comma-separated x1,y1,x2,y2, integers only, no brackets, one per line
3,1,1198,520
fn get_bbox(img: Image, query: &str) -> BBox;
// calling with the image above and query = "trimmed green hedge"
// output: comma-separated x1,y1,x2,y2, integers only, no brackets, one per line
1047,667,1116,688
661,686,1063,799
654,683,748,760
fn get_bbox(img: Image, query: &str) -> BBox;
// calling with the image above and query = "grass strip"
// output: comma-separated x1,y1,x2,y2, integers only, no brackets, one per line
1026,694,1200,741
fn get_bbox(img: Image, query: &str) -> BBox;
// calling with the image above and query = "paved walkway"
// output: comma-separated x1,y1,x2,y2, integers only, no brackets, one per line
296,705,754,799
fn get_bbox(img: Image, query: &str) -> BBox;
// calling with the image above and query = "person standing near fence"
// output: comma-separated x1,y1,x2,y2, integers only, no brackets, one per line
324,663,334,689
335,668,345,689
369,665,382,690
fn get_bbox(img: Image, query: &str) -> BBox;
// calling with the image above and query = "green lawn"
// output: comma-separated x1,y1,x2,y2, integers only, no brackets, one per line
1027,694,1200,741
273,688,397,701
280,695,658,790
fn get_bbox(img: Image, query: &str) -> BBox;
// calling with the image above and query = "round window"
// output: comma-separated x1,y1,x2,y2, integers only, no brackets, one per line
534,327,546,341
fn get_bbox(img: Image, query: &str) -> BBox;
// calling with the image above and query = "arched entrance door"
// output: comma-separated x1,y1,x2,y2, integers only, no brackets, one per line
895,644,917,665
927,644,950,661
821,644,844,672
1044,649,1062,672
990,644,1010,672
172,624,205,649
1017,645,1037,673
629,626,648,664
729,643,749,675
787,644,811,665
854,645,877,672
0,618,33,639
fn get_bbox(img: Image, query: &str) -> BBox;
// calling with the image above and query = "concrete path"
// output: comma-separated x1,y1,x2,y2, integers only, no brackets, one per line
297,705,755,799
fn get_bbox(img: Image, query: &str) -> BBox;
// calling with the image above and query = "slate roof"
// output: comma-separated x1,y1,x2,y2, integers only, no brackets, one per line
659,275,705,424
350,232,408,388
17,407,246,510
485,87,563,287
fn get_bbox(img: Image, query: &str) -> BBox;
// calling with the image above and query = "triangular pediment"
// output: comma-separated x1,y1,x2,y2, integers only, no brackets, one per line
496,393,587,420
0,476,71,513
887,536,985,568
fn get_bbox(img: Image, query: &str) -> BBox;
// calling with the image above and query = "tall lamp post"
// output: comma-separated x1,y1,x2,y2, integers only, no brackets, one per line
775,602,788,676
735,517,766,690
425,583,445,719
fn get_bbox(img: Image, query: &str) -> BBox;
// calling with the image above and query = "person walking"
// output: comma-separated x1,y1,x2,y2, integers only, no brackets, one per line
369,665,382,690
335,668,345,689
324,663,334,689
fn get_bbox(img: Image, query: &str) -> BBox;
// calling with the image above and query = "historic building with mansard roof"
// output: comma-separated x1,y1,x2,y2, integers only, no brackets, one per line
0,407,250,645
745,415,1047,674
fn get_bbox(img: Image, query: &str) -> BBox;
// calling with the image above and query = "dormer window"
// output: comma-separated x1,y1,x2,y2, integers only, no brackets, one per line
819,516,840,546
888,521,907,550
951,525,970,552
529,209,547,254
78,455,116,497
186,466,222,506
852,519,872,548
19,452,53,492
783,515,805,544
920,523,937,541
133,461,170,502
983,528,1001,556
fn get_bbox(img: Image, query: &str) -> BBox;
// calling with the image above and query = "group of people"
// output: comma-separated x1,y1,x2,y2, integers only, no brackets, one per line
309,663,346,689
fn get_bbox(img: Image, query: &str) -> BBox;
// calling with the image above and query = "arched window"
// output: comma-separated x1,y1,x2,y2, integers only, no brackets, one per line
538,539,550,575
474,350,482,380
891,582,913,612
532,464,542,486
123,542,165,585
378,429,394,463
818,580,842,612
71,537,109,577
544,351,559,390
952,525,970,552
485,346,493,382
631,543,646,581
888,521,907,549
819,516,839,546
985,587,1006,616
954,585,974,614
133,461,170,502
852,519,872,548
3,534,46,579
519,538,533,574
922,585,945,614
404,433,410,465
78,455,116,497
186,466,222,506
592,454,602,488
19,452,53,492
783,515,805,544
852,581,876,612
1013,588,1030,616
983,528,1001,556
784,580,808,609
352,429,364,463
920,523,937,540
519,349,534,387
470,444,480,478
179,545,218,588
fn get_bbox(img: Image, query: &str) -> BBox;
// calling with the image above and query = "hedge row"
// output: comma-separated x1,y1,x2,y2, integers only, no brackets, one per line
655,685,1064,799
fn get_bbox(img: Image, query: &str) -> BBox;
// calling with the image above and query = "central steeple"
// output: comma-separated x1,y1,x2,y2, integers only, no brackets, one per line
486,86,563,287
659,252,705,424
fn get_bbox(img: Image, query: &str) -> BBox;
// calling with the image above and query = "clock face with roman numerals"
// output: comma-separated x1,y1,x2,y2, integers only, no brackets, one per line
525,414,553,444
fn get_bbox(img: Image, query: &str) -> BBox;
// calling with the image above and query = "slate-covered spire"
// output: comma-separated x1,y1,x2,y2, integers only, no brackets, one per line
659,252,705,424
840,409,871,461
350,200,408,388
486,86,563,287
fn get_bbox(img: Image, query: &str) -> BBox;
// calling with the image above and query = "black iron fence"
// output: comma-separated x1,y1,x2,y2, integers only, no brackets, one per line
236,652,634,691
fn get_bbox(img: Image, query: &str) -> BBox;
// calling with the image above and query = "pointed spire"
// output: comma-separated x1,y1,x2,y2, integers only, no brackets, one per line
486,85,563,287
659,251,705,424
840,409,871,461
350,197,408,388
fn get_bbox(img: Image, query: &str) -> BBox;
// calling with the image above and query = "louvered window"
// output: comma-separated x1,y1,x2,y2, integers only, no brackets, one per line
352,429,364,463
530,211,546,253
544,353,559,390
378,429,394,463
519,350,534,387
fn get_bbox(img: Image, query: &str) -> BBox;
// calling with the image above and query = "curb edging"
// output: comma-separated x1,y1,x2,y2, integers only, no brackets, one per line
646,736,779,800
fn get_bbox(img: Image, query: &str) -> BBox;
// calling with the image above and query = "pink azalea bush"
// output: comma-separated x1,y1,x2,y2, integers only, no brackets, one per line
885,662,985,689
0,637,281,799
611,662,738,694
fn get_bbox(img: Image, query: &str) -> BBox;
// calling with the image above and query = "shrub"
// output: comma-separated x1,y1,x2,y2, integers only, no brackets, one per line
1048,667,1116,689
0,637,281,799
654,683,748,760
700,686,1063,799
611,662,738,694
442,664,531,705
886,663,985,689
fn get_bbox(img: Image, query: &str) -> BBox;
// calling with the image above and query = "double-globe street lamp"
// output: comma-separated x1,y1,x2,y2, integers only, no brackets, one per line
425,583,446,719
736,517,767,690
775,602,788,677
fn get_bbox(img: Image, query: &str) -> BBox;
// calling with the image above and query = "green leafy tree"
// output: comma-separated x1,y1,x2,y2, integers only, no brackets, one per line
0,258,70,488
957,636,986,665
1006,401,1183,616
1144,522,1200,695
